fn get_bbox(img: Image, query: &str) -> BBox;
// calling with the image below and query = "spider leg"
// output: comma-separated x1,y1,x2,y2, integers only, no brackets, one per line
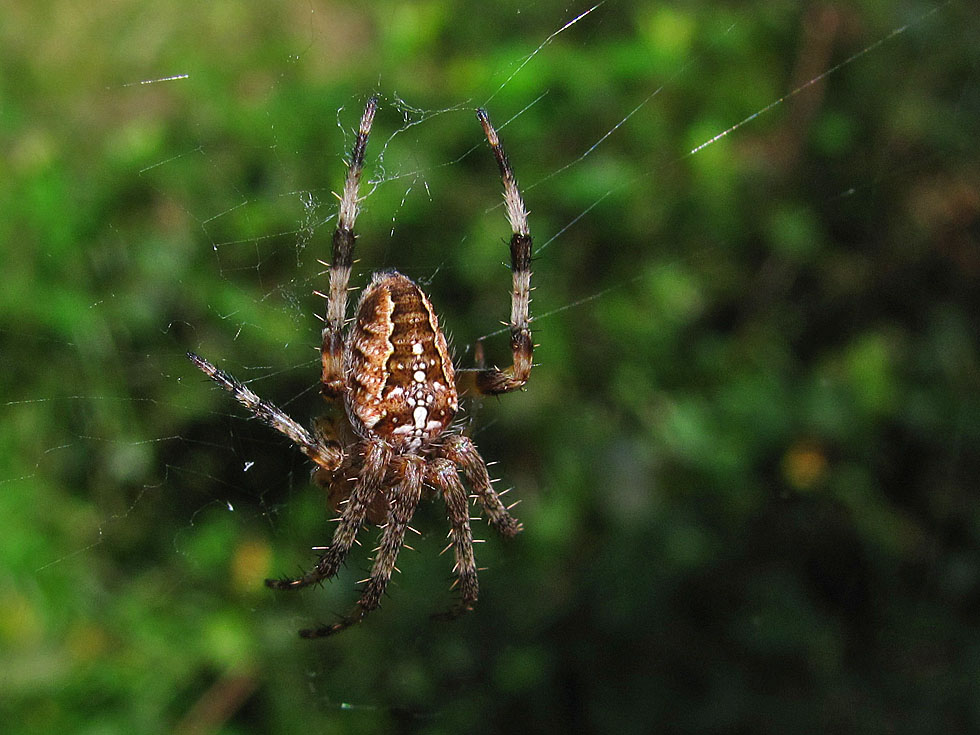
427,458,479,619
440,434,523,538
321,96,378,400
266,439,391,592
461,108,534,397
301,456,424,638
187,352,342,471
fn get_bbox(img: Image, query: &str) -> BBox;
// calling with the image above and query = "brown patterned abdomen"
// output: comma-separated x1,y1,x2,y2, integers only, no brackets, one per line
344,271,458,451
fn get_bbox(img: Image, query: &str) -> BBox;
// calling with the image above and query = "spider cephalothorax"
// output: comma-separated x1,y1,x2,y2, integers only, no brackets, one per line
188,97,533,637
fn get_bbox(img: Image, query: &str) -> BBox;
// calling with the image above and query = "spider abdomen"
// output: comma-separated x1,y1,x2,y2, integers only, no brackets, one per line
345,271,458,450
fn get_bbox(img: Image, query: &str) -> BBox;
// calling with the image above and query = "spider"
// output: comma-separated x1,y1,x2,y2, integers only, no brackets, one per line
187,96,533,637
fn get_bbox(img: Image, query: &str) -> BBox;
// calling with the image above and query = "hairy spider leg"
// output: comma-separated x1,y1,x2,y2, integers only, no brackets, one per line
321,96,378,399
428,458,480,619
440,434,523,537
187,352,342,471
301,456,424,638
266,440,391,592
464,108,534,396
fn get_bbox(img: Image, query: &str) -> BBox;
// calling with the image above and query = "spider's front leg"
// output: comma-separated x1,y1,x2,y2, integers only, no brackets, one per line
265,440,391,593
300,455,424,638
440,434,523,538
428,458,479,619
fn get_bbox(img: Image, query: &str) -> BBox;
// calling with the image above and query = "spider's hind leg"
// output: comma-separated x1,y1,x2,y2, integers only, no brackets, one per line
459,108,534,398
300,456,424,638
321,96,378,399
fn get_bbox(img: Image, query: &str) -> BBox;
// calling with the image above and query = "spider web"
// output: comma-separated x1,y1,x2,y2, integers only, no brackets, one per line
2,0,977,732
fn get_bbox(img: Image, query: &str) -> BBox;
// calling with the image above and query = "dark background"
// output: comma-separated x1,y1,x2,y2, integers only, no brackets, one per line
2,1,978,733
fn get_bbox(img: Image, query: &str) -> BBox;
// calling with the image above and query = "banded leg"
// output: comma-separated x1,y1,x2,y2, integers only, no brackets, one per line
321,96,378,399
187,352,342,471
302,456,424,638
470,108,534,396
266,440,391,593
440,434,523,538
428,459,479,618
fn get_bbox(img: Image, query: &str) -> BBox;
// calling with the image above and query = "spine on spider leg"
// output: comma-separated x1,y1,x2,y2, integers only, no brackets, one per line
321,96,378,399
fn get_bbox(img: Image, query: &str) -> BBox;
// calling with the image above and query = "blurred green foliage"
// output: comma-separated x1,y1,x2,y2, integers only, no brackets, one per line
2,0,979,733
